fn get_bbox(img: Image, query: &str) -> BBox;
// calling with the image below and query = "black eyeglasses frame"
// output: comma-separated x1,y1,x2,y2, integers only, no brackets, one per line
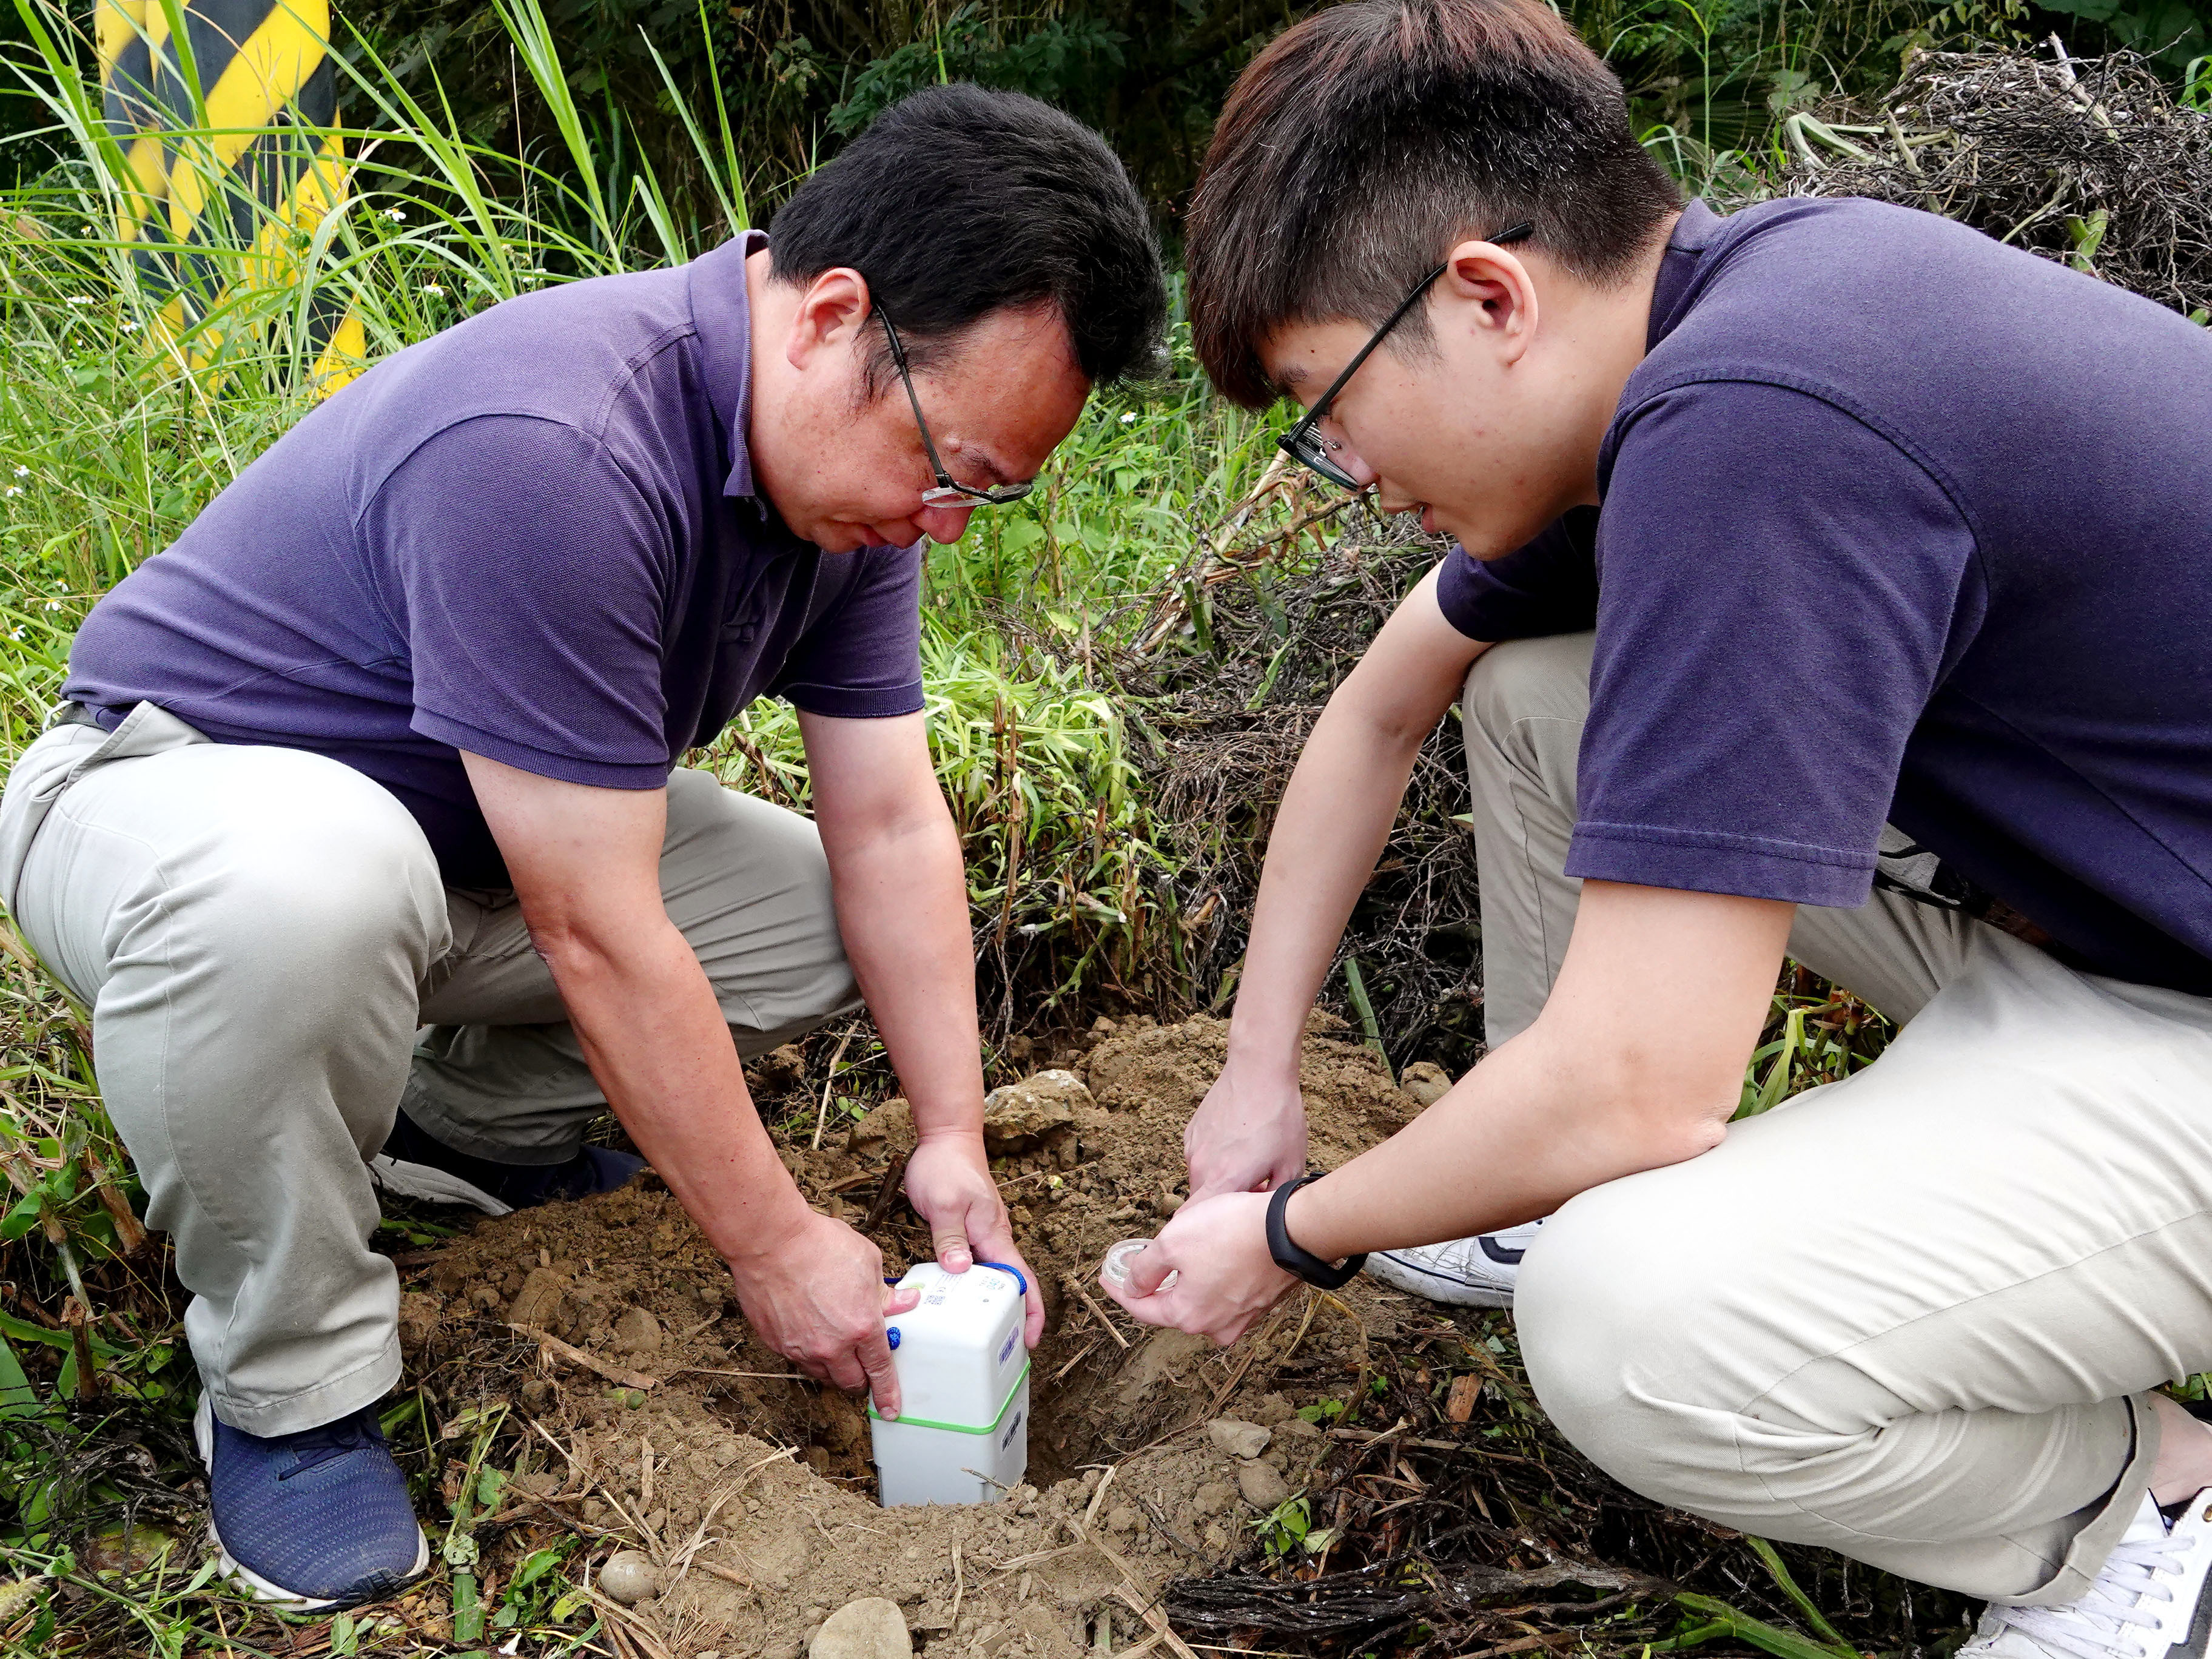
876,307,1036,510
1276,222,1535,491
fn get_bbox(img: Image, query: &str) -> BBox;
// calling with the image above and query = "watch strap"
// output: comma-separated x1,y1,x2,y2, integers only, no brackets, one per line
1266,1174,1367,1290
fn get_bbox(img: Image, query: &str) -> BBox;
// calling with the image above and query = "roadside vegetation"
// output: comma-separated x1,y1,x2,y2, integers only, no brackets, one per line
0,0,2207,1651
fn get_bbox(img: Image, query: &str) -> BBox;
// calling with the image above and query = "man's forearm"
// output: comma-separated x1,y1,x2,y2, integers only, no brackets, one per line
1282,884,1793,1261
826,810,987,1140
539,918,813,1260
1281,1022,1690,1260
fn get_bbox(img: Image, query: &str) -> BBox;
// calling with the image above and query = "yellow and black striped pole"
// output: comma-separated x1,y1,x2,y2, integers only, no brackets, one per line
95,0,364,392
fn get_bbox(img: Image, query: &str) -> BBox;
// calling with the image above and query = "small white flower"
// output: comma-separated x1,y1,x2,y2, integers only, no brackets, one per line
1119,411,1136,423
422,283,445,298
11,466,25,477
119,320,140,333
6,630,19,641
3,486,19,499
44,600,61,611
385,208,406,222
64,295,94,306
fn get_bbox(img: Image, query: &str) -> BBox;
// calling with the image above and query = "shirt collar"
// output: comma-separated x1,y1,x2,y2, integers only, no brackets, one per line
1647,198,1726,352
688,227,769,503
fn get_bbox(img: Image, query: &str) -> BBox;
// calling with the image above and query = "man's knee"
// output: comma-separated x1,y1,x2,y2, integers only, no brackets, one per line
1461,632,1596,750
141,755,445,994
1515,1172,1750,1513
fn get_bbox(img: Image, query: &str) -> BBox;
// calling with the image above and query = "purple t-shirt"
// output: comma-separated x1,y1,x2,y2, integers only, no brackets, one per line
64,231,925,887
1438,198,2212,992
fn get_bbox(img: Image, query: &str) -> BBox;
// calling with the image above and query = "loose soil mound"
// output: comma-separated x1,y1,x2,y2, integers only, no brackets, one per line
392,1013,1433,1656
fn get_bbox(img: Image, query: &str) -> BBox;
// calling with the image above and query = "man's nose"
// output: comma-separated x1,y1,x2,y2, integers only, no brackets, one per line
917,503,979,545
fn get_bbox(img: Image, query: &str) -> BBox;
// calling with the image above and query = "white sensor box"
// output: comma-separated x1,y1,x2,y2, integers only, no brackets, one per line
869,1260,1030,1507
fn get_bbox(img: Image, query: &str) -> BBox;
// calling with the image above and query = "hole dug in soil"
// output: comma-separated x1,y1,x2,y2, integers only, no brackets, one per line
392,1013,1444,1657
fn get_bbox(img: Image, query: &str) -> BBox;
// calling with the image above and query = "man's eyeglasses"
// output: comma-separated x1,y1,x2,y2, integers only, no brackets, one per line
877,308,1036,509
1277,223,1535,492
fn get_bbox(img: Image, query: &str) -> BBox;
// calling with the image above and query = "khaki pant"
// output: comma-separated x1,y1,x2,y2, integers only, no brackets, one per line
0,705,856,1435
1462,633,2212,1602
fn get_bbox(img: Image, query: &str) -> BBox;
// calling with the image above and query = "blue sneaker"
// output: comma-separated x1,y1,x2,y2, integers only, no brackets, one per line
371,1107,647,1217
194,1396,429,1609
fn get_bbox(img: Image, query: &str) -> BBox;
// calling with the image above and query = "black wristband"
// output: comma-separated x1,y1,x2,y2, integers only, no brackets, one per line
1266,1174,1367,1290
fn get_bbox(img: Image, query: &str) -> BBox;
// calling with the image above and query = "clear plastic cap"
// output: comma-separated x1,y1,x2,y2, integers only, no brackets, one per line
1100,1237,1178,1294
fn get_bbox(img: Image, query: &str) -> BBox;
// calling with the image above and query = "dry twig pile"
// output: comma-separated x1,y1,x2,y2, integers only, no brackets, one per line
1780,42,2212,317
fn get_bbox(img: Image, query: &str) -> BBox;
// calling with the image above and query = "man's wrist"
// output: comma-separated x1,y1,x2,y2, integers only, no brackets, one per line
1269,1177,1365,1288
1282,1179,1353,1266
714,1185,818,1272
1223,1018,1304,1082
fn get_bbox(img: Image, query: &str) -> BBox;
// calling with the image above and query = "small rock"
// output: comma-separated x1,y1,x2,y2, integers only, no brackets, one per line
1276,1415,1322,1442
1237,1459,1291,1510
1105,1505,1139,1534
1207,1418,1271,1460
507,1265,568,1330
845,1097,915,1156
396,1292,442,1354
520,1378,551,1412
981,1070,1092,1157
1091,1016,1118,1036
599,1550,660,1604
753,1043,807,1093
809,1596,913,1659
765,1644,803,1659
1204,1521,1231,1549
1400,1060,1453,1108
611,1307,662,1356
1192,1481,1237,1517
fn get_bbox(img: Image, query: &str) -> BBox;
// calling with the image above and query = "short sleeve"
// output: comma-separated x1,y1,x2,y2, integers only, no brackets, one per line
365,415,679,788
1568,381,1980,906
772,543,924,719
1434,508,1599,641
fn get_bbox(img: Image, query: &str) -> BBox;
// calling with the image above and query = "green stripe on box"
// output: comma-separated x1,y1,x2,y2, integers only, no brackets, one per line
867,1362,1030,1435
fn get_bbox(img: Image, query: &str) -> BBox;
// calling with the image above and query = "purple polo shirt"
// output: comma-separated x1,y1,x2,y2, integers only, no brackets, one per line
1438,197,2212,992
64,231,924,887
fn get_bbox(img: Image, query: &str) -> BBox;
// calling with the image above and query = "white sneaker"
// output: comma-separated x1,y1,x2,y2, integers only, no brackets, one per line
1962,1489,2212,1659
1362,1219,1545,1308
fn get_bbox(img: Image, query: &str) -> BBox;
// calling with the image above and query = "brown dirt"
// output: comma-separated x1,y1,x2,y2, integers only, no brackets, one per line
391,1012,1437,1657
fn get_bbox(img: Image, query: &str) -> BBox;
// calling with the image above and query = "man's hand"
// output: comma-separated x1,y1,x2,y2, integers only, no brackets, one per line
1098,1191,1296,1347
904,1131,1046,1347
1185,1063,1308,1200
727,1210,923,1415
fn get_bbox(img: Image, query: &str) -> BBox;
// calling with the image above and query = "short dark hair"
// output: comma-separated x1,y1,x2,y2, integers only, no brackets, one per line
769,83,1167,392
1187,0,1681,408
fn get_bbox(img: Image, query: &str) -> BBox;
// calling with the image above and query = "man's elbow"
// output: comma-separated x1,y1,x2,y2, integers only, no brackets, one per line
1573,1050,1738,1171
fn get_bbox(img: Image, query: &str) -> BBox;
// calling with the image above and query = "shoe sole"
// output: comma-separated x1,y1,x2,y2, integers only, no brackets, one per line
1363,1249,1515,1309
193,1396,432,1611
370,1153,513,1217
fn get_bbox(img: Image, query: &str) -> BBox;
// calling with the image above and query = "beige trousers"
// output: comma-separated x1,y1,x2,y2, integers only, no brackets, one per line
1464,633,2212,1603
0,704,856,1434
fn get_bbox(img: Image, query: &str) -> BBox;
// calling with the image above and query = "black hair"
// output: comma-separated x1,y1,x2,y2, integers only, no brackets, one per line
768,82,1166,392
1188,0,1681,407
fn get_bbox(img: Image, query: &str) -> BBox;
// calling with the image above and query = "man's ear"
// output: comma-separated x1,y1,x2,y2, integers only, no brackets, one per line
1437,237,1539,367
786,266,872,373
